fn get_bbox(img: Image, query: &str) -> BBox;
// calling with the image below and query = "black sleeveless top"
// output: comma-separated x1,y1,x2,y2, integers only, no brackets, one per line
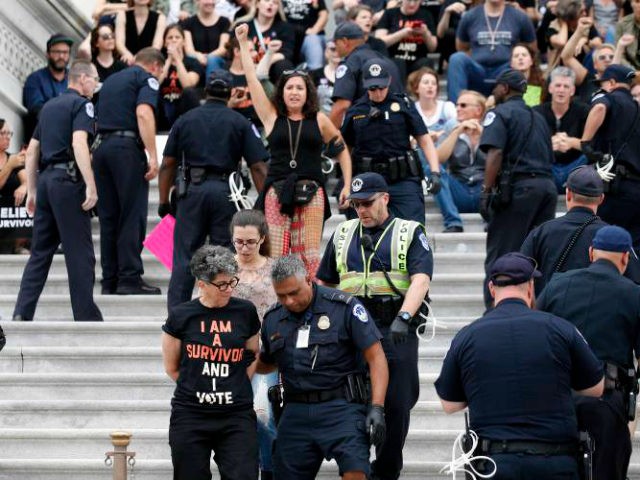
266,116,324,183
125,9,160,55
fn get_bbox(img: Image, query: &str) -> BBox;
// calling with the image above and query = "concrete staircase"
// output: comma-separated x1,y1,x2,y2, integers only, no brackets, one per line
0,164,636,479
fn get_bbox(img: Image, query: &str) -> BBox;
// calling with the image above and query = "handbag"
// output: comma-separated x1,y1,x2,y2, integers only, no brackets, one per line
273,178,319,206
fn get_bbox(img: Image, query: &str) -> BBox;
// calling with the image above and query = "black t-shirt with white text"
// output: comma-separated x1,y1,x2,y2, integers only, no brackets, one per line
163,297,261,412
377,7,436,64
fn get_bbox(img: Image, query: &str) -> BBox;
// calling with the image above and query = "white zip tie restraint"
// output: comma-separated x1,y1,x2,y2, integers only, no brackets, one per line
321,155,335,175
596,154,615,182
228,171,253,211
415,299,440,342
440,421,497,480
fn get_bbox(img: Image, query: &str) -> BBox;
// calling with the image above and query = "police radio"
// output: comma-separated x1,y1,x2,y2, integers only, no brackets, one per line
176,152,188,199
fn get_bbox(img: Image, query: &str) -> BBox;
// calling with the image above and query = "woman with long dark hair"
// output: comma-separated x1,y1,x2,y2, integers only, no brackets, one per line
116,0,166,65
236,23,352,277
510,43,546,106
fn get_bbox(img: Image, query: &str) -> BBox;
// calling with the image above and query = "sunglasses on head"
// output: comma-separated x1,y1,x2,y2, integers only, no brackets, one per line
283,69,309,77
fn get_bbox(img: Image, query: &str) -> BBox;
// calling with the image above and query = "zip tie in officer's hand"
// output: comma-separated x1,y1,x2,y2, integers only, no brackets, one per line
596,155,616,182
440,428,497,480
416,300,440,343
228,172,254,211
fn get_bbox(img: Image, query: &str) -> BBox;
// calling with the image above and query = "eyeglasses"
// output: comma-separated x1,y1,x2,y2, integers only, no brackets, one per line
233,238,261,248
206,277,240,291
350,194,383,210
597,54,614,61
99,33,115,40
0,131,13,138
283,69,309,77
49,49,70,56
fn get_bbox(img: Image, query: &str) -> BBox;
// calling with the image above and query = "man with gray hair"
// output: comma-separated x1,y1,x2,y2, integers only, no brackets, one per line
256,255,389,480
534,66,590,192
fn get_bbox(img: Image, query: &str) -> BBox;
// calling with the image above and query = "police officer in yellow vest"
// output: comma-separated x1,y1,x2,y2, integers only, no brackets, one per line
317,172,433,480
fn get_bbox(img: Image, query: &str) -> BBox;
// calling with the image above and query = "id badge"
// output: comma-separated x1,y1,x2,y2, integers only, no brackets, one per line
296,325,310,349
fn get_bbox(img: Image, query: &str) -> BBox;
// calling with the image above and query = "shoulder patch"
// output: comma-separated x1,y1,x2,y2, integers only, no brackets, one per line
336,65,348,79
147,77,160,91
353,303,369,323
482,111,496,127
264,302,283,317
591,92,605,103
323,291,353,304
418,232,430,252
251,123,261,138
84,103,95,119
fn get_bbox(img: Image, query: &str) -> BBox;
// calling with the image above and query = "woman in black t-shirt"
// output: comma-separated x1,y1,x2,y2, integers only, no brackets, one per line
162,245,260,480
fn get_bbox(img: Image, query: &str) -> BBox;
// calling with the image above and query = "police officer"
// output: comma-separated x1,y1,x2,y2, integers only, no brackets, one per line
521,165,640,295
330,22,403,128
341,61,441,224
581,64,640,251
256,255,389,480
316,172,433,480
436,252,604,480
479,69,557,308
13,59,102,322
93,47,164,295
158,69,269,309
537,226,640,480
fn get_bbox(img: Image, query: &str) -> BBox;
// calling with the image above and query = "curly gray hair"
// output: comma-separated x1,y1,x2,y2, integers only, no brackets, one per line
190,245,238,282
271,255,307,283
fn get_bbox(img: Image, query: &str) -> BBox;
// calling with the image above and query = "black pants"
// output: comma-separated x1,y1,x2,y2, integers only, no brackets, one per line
167,176,236,308
479,453,579,479
576,392,631,480
484,177,556,307
13,168,102,321
169,407,258,480
93,136,149,291
371,329,420,480
598,177,640,252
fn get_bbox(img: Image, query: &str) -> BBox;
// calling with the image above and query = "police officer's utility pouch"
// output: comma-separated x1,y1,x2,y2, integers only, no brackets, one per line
177,153,188,199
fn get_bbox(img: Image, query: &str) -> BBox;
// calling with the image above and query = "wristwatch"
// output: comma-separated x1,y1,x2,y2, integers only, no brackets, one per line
398,311,412,323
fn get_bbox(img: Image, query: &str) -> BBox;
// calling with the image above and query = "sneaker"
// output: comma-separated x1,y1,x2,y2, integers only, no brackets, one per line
116,280,161,295
442,225,464,233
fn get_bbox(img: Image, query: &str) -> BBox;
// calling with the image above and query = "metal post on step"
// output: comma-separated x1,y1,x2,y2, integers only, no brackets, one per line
105,431,136,480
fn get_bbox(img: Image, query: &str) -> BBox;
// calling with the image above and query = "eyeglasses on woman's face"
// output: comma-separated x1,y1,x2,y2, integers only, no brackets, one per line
205,277,240,291
233,238,261,249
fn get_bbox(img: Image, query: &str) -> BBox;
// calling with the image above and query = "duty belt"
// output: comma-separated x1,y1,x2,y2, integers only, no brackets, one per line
189,166,231,185
284,373,369,404
478,438,577,456
354,152,420,183
511,172,552,182
99,130,139,140
357,295,404,327
285,386,345,404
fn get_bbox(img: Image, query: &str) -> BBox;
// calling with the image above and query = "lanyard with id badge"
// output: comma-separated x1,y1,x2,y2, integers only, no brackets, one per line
296,311,319,370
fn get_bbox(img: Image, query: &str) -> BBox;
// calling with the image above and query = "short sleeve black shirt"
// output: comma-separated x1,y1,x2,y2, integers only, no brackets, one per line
180,15,231,54
377,7,436,64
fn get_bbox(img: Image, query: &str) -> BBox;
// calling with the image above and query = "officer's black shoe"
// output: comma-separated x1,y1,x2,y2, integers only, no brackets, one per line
101,285,117,295
116,281,161,295
442,225,464,233
12,315,31,321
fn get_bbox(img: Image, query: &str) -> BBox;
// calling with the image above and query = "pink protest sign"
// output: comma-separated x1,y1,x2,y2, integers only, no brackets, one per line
143,214,175,271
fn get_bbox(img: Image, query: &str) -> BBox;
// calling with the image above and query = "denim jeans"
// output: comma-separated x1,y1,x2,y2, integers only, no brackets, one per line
446,52,510,102
252,371,279,472
206,55,227,82
418,150,464,229
301,34,325,70
552,155,587,193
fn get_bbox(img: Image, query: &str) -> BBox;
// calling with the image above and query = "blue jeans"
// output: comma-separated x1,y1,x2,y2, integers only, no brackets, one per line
418,150,464,229
447,52,510,102
552,155,587,193
301,34,325,70
206,55,226,82
251,371,278,472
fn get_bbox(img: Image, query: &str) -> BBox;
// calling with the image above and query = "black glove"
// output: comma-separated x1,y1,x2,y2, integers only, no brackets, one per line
158,202,172,218
390,315,409,344
427,171,442,194
580,141,604,164
366,404,386,448
479,192,493,223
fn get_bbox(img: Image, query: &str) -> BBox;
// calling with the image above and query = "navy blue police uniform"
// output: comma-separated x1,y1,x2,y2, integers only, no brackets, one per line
537,226,640,480
341,76,428,223
260,284,382,479
480,71,557,307
588,78,640,251
13,88,103,321
436,253,604,480
163,82,269,308
317,197,434,479
93,65,159,294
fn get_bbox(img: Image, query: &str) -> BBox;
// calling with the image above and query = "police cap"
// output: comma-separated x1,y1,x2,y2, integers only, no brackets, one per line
596,64,636,84
47,33,74,51
362,60,391,90
206,69,233,96
495,69,527,93
566,165,603,197
592,226,634,253
333,22,364,40
349,173,388,200
489,252,542,286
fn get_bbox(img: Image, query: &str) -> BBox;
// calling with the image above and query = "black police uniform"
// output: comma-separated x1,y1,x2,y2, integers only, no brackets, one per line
435,298,604,480
260,284,382,479
317,216,434,480
332,45,404,104
93,65,159,294
342,94,428,224
13,89,102,321
590,88,640,250
164,100,269,308
480,96,557,306
537,259,640,480
163,297,261,480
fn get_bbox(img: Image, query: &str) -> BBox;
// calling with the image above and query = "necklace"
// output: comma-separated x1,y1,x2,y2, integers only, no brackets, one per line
483,5,505,52
286,117,303,169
